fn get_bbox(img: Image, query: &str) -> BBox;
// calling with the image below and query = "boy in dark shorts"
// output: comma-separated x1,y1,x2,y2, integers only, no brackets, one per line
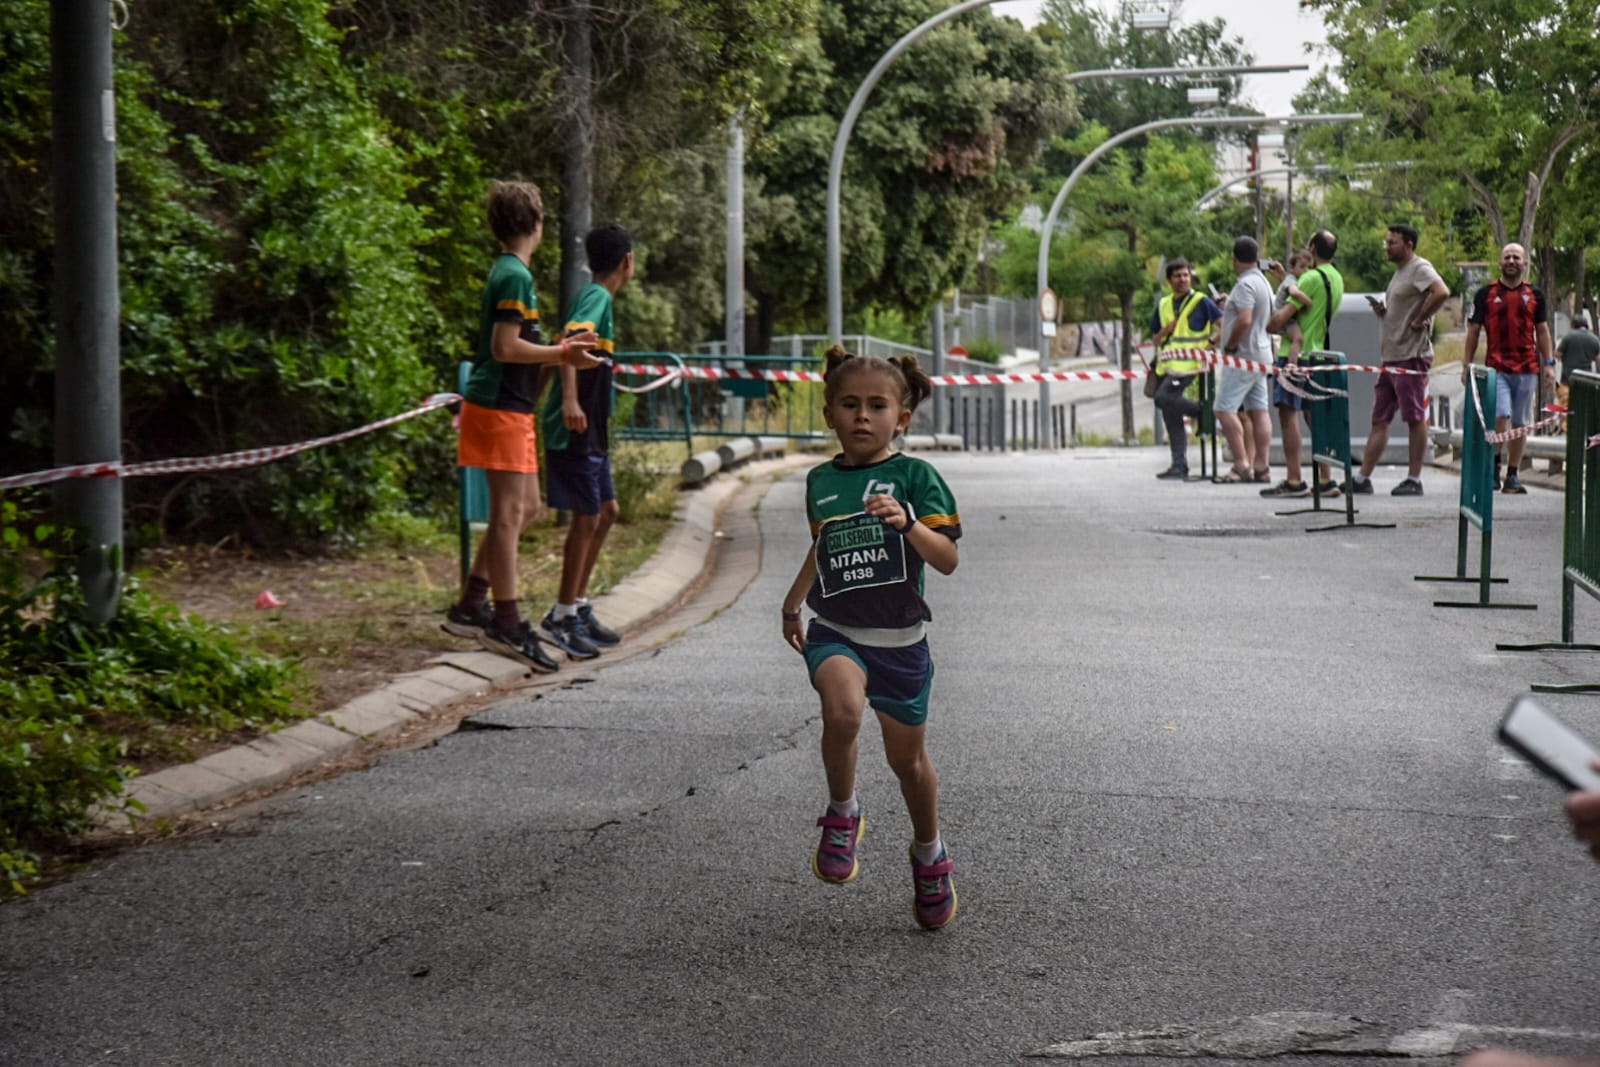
443,181,602,671
538,223,634,659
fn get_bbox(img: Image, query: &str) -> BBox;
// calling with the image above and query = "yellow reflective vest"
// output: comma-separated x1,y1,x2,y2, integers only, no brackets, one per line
1157,290,1211,376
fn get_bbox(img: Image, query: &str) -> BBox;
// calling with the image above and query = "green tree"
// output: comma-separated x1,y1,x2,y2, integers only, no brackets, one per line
1303,0,1600,256
744,0,1077,349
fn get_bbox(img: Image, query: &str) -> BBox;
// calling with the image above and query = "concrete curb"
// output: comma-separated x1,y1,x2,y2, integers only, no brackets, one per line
97,452,816,831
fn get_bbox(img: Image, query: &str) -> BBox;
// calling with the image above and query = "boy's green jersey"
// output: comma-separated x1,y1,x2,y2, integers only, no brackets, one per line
539,282,615,455
804,452,961,630
465,253,544,414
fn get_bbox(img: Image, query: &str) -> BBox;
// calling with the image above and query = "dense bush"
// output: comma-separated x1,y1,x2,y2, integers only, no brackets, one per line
0,500,299,894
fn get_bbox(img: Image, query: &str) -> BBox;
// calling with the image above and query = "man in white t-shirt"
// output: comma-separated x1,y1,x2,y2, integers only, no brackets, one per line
1213,236,1275,483
1347,223,1450,496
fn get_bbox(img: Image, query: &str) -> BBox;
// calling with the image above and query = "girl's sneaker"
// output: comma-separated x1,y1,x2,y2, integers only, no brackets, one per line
812,809,864,883
910,847,958,929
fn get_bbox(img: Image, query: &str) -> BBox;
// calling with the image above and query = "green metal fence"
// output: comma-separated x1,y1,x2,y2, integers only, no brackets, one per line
612,352,831,453
1282,350,1394,533
1499,368,1600,689
1416,365,1533,609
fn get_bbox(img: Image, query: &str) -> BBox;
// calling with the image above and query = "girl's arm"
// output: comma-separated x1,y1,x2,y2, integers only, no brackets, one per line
863,494,959,575
781,546,818,653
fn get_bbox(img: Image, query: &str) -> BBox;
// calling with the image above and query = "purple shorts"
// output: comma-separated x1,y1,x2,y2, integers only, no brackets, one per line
1372,356,1432,425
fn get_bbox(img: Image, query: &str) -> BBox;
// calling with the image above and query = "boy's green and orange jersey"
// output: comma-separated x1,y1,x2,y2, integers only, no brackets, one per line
539,282,615,455
465,253,545,414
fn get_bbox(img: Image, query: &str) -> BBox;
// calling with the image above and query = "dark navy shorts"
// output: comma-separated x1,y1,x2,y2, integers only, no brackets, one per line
803,621,933,727
1271,357,1306,411
545,451,614,515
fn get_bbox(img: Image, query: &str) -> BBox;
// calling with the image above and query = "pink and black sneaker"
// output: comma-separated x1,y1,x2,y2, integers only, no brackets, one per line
811,808,864,884
910,846,957,929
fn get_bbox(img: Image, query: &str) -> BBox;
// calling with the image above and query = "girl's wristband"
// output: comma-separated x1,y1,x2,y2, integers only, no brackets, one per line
782,609,802,622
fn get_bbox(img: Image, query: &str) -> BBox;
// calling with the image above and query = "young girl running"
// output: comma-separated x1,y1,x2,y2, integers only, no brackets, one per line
781,345,962,930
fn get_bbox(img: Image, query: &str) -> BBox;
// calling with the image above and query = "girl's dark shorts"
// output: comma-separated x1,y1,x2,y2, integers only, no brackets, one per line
802,621,933,727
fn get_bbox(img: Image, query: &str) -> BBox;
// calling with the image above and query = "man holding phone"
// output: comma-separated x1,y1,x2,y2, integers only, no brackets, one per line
1346,223,1450,496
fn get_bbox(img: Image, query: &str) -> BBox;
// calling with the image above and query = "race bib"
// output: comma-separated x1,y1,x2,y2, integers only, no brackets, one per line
814,512,908,598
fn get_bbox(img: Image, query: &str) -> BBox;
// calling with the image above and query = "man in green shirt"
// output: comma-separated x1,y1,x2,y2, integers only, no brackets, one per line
1263,230,1345,497
1558,312,1600,384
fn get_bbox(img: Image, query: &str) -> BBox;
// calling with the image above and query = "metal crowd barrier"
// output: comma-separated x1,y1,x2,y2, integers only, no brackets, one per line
1498,367,1600,690
1415,365,1533,609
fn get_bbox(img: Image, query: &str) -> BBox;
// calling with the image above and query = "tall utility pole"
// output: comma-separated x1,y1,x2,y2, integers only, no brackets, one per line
724,114,746,359
52,0,123,624
558,1,594,319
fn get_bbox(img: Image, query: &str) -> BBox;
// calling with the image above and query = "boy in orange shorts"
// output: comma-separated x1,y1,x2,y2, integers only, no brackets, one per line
443,181,601,670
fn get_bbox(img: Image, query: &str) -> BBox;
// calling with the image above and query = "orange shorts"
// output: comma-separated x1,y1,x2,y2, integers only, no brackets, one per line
456,400,538,473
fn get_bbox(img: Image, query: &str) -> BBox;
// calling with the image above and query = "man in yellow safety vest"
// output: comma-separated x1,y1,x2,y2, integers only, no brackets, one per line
1150,258,1223,478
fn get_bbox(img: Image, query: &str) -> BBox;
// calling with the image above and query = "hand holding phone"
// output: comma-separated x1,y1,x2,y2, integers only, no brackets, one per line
1498,695,1600,792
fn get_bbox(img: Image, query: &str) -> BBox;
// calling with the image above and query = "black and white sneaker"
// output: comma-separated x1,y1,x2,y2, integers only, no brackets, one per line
541,610,600,660
1259,479,1310,498
1314,480,1342,498
1391,477,1424,496
577,604,620,646
1342,476,1374,495
480,619,561,673
441,601,492,639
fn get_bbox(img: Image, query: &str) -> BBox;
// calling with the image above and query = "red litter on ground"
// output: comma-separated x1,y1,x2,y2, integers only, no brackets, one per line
255,591,286,610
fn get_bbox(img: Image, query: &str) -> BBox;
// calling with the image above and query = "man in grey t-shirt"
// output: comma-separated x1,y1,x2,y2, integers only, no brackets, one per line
1348,223,1449,496
1213,235,1275,483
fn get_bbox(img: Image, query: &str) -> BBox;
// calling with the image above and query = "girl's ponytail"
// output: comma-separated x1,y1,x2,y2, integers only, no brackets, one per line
890,354,933,412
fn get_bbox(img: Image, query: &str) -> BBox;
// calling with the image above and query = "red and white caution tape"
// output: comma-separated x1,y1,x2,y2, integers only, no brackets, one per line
612,370,685,394
0,393,461,491
1463,373,1563,444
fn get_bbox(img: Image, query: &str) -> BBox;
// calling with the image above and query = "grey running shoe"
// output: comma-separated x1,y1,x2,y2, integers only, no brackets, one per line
1502,472,1527,494
577,603,620,645
541,609,600,660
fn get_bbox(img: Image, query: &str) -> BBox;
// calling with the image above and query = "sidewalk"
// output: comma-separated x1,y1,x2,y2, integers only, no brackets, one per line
99,452,818,830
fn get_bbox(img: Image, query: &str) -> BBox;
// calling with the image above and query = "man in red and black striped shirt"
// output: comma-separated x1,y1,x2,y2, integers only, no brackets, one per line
1460,243,1554,494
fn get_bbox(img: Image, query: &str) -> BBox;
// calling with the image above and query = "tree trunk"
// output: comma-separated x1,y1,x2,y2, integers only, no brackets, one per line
750,285,776,358
1517,125,1582,251
557,0,593,319
1537,243,1557,309
1577,247,1588,322
1119,290,1135,443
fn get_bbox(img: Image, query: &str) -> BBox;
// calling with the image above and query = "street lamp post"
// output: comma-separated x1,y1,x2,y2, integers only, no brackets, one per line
1034,112,1363,443
1193,161,1413,212
820,0,1310,341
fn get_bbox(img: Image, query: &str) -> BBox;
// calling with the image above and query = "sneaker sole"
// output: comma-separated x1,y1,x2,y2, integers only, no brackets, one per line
812,815,865,884
440,620,485,639
914,882,958,930
478,632,560,673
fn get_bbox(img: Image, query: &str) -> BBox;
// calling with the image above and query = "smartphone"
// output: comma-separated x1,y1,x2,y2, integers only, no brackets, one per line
1497,695,1600,792
1207,283,1221,299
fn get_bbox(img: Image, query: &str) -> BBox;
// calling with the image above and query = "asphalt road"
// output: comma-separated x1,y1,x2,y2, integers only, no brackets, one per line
4,451,1600,1066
